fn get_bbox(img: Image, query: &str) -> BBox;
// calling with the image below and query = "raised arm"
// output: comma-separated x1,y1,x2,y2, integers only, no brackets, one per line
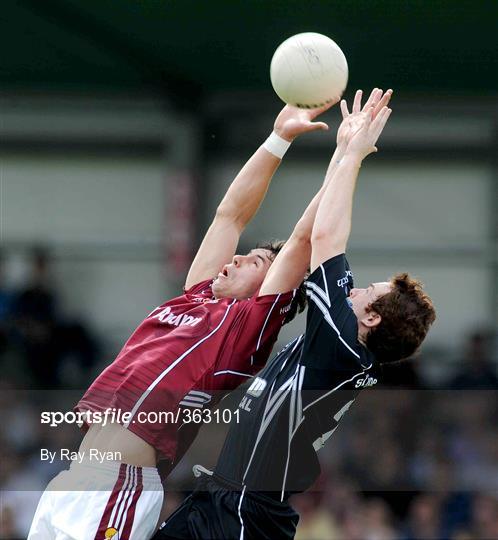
184,103,333,290
259,89,392,295
310,102,392,273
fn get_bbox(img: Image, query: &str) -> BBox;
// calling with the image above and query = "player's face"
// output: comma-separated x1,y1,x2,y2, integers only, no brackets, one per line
212,248,273,300
349,281,392,328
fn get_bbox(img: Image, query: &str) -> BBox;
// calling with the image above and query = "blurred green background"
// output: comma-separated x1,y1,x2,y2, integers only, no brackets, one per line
3,0,497,97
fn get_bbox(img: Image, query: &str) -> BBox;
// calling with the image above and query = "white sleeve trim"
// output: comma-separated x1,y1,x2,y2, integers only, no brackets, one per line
251,293,281,365
320,264,331,303
305,289,360,360
213,370,253,378
305,281,331,307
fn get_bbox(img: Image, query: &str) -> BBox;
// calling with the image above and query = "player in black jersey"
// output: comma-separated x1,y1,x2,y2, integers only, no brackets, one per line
154,90,436,540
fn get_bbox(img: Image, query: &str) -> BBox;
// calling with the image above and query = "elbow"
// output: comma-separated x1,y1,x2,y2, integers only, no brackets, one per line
215,204,244,230
310,226,329,246
215,203,235,220
311,227,347,254
290,222,312,246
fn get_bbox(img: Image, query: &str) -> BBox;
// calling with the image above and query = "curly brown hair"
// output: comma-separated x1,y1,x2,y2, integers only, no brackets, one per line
256,240,307,324
365,273,436,364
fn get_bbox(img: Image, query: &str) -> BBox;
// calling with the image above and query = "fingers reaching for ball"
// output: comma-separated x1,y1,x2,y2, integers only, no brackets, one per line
352,90,363,114
273,86,393,144
340,99,350,119
336,87,393,151
362,88,382,111
371,106,392,140
346,104,392,159
341,88,393,119
299,118,330,134
373,89,393,118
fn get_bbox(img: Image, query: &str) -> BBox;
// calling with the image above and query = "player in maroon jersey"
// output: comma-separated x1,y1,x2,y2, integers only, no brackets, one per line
28,97,356,539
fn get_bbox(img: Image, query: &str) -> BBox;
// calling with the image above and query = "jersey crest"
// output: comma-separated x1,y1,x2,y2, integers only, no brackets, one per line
247,377,267,398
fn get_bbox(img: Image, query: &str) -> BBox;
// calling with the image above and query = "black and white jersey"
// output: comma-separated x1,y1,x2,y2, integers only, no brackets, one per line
214,254,379,501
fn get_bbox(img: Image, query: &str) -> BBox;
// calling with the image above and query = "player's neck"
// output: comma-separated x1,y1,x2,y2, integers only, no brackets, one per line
357,324,369,345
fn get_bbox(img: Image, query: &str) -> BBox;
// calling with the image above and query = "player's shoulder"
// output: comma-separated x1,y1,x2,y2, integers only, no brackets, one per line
305,253,354,317
307,253,352,288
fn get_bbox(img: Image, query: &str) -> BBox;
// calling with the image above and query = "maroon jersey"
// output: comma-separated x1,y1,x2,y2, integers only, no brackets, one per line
76,279,294,465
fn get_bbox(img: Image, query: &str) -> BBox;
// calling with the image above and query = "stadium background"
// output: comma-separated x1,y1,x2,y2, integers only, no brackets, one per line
1,1,497,538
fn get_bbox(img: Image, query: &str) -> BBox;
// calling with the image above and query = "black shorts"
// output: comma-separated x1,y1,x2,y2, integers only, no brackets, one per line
154,474,299,540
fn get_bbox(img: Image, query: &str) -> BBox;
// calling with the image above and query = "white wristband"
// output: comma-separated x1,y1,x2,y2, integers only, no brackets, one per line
263,131,292,159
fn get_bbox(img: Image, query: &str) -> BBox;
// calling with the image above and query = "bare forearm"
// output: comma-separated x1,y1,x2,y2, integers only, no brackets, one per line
216,146,281,229
291,145,346,241
311,153,363,265
324,143,347,183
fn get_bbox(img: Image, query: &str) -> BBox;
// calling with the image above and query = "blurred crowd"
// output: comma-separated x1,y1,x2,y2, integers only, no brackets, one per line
0,247,98,389
0,247,497,539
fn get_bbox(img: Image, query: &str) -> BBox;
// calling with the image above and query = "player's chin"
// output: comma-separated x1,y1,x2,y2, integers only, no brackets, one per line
212,281,228,299
212,280,221,294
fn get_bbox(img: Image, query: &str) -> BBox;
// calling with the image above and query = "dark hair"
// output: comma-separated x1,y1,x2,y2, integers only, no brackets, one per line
365,273,436,364
256,239,307,324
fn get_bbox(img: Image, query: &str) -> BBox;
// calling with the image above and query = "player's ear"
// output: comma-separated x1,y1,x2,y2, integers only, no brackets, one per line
361,311,381,328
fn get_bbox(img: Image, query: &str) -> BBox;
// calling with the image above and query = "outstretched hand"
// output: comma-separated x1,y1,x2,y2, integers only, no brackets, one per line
273,99,338,142
336,88,393,150
347,105,392,159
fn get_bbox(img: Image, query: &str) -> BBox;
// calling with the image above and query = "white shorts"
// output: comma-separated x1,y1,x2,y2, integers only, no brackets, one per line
28,459,163,540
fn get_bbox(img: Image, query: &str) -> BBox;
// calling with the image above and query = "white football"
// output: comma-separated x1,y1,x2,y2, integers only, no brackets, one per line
270,32,348,108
